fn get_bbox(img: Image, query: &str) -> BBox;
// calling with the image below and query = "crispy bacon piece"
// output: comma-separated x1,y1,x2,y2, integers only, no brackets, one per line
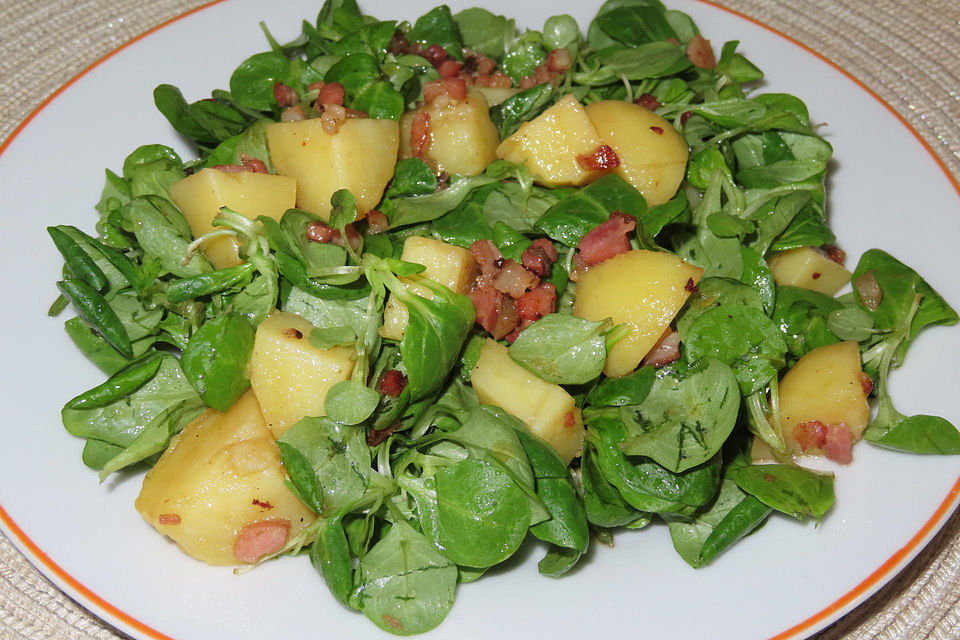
438,59,464,79
367,422,401,447
282,328,304,340
321,104,346,134
518,64,554,90
859,372,874,396
388,30,413,56
649,126,664,135
562,411,576,428
344,108,368,119
422,44,448,66
687,35,716,69
680,110,693,126
477,71,513,88
158,514,180,525
331,223,362,252
578,145,620,171
823,244,847,265
635,93,661,111
685,278,698,293
274,82,300,108
470,239,504,277
317,81,346,107
468,275,520,339
213,154,269,175
521,238,559,277
642,329,682,368
471,52,497,75
823,423,853,464
794,420,827,452
377,369,408,398
576,211,637,267
492,259,539,299
423,77,468,103
410,111,431,158
281,105,307,122
517,283,557,324
306,221,334,243
546,48,572,73
366,210,389,234
233,519,291,564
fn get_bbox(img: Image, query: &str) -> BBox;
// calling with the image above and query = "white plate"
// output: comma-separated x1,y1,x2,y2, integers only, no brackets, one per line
1,1,958,639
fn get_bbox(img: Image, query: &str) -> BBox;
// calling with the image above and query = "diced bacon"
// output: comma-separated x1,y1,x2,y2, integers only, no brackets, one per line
635,93,661,111
366,210,389,234
233,519,291,564
422,44,449,66
344,108,368,119
388,30,413,56
519,63,555,90
823,423,853,464
468,275,520,339
158,513,180,525
282,328,303,340
317,81,346,107
859,372,874,396
367,422,401,447
212,164,246,173
438,59,464,79
823,244,847,265
306,221,334,243
680,111,693,126
685,278,699,293
517,282,556,323
274,82,300,108
492,259,539,299
546,48,572,73
281,105,307,122
854,269,883,311
424,78,467,103
687,35,716,69
331,223,362,252
642,329,681,368
239,154,268,174
470,239,504,277
478,71,513,88
793,420,827,451
521,238,559,277
410,111,431,158
562,411,576,428
576,211,637,267
472,53,496,75
649,126,664,135
321,104,346,134
578,145,620,171
377,369,408,398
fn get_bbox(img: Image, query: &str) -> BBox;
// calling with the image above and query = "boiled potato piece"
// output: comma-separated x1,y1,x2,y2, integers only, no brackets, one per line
768,246,851,296
249,310,356,438
475,86,519,106
779,340,869,459
497,94,604,187
471,339,584,464
168,168,297,269
265,117,399,220
574,249,703,377
380,236,478,341
135,391,316,566
399,91,500,176
584,100,688,205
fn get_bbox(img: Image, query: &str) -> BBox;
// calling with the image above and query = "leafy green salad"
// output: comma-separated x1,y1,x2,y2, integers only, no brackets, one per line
47,0,960,635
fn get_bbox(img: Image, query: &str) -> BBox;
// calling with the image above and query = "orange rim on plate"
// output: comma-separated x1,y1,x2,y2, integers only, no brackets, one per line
1,2,959,639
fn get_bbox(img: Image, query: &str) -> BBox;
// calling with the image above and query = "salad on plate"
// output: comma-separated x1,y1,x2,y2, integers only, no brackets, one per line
46,0,960,634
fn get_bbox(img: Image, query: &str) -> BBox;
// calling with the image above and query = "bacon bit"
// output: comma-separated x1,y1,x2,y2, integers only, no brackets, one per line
283,328,303,340
382,616,405,632
317,81,346,107
519,64,555,90
344,108,368,119
438,58,464,79
687,35,716,69
252,499,274,509
470,239,504,277
576,211,637,267
212,164,246,173
158,514,181,525
680,111,693,126
578,145,620,171
473,53,496,75
823,245,847,265
812,272,822,280
649,125,664,135
521,238,559,277
306,221,334,243
546,48,572,74
306,81,325,92
562,411,576,428
854,269,883,311
274,82,300,108
422,44,449,66
635,93,661,111
859,372,874,396
685,278,698,293
331,224,363,252
388,30,413,56
641,329,681,368
468,275,520,339
478,71,513,88
492,259,540,299
233,520,291,564
366,210,389,234
763,473,776,483
321,104,346,134
367,422,401,447
281,104,307,122
410,111,431,158
823,423,853,464
424,77,468,103
239,154,269,174
794,420,827,451
377,369,409,398
517,283,557,323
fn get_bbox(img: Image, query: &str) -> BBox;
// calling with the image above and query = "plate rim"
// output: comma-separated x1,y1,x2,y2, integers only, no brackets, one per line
2,1,959,639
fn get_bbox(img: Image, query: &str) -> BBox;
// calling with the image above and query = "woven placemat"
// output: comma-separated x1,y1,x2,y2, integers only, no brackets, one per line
1,1,958,638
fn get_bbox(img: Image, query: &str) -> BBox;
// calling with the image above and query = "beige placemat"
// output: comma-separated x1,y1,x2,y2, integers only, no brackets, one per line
1,1,958,638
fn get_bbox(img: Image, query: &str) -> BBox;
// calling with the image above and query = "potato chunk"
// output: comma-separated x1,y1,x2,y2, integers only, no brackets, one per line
399,91,500,176
584,100,689,205
379,237,478,341
135,391,316,566
767,246,851,296
471,339,584,464
168,168,297,269
497,94,603,187
779,340,869,460
249,310,356,437
265,117,399,219
574,249,702,377
474,86,519,106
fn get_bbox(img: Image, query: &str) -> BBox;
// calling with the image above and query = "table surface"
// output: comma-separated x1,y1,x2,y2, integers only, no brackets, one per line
1,1,958,639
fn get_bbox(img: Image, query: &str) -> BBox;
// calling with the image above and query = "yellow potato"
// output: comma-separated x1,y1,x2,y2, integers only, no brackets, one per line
767,246,851,296
584,100,689,205
249,310,356,438
497,94,604,187
265,117,399,219
167,168,297,269
135,391,316,566
399,91,500,176
474,86,519,106
574,249,702,377
471,339,585,464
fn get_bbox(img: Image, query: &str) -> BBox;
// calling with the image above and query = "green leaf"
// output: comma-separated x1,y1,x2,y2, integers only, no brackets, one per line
229,51,293,111
535,174,646,246
323,379,380,425
728,462,834,519
508,314,607,385
868,415,960,455
408,5,464,59
586,366,656,407
180,314,254,412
